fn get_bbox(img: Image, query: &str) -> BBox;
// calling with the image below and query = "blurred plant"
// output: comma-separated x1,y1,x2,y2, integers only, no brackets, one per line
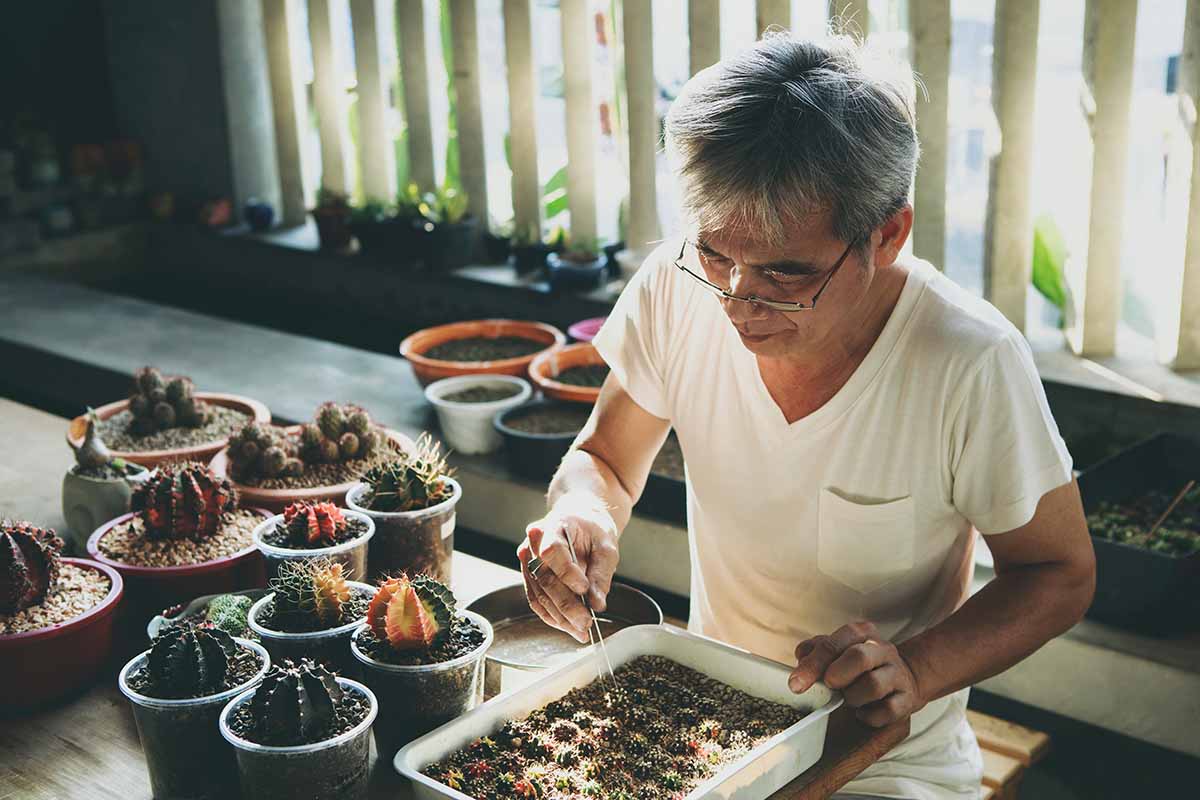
419,184,470,225
1032,213,1068,328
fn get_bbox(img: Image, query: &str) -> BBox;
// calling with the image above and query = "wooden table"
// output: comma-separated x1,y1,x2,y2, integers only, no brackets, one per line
0,398,906,798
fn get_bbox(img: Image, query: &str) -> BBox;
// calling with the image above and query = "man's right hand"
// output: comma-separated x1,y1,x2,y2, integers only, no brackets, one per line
517,497,620,644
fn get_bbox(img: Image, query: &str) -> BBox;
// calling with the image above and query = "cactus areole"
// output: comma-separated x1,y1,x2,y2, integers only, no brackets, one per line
366,573,455,651
0,521,63,615
131,463,238,540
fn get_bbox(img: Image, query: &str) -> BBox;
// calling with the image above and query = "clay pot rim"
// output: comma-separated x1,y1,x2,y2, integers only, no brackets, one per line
86,508,272,577
65,392,272,467
0,557,124,644
399,319,566,370
528,343,607,405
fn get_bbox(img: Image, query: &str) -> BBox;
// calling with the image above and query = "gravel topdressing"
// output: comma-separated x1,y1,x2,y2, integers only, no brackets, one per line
422,655,807,800
236,431,400,490
422,336,548,363
97,405,250,452
126,643,264,700
504,405,592,436
0,563,112,635
442,385,524,404
98,510,260,567
356,614,486,666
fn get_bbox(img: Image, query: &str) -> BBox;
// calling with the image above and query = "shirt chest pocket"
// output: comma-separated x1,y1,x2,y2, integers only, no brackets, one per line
818,488,916,594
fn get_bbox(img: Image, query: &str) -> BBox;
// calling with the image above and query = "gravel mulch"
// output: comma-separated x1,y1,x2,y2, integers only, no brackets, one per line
98,510,260,567
554,365,609,388
228,683,372,746
504,405,592,436
442,385,523,404
98,405,250,452
237,431,400,490
126,643,264,700
356,614,485,665
422,336,547,363
261,515,370,550
0,563,112,635
423,655,808,800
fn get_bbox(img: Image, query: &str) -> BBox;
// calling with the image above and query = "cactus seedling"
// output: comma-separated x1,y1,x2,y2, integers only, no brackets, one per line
203,593,255,638
131,463,238,540
269,558,352,627
358,433,452,512
0,521,63,615
282,502,347,547
147,626,238,696
365,573,455,651
246,658,344,746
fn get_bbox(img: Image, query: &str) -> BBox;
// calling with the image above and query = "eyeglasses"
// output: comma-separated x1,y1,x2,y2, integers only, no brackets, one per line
672,238,855,312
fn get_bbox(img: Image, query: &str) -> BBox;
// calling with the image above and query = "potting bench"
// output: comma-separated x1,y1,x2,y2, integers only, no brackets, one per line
0,397,908,799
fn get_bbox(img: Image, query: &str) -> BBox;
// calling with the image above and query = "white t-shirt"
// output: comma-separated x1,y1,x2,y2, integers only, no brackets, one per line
592,242,1073,800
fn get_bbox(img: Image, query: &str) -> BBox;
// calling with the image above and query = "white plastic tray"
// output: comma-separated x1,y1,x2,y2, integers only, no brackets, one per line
395,624,843,800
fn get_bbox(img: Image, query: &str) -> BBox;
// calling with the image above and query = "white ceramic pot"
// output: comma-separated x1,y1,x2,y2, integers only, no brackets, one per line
424,375,531,455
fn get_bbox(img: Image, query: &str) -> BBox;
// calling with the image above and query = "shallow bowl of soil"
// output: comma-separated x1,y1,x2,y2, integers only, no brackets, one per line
351,610,493,757
66,392,272,469
425,374,532,455
494,400,593,481
0,558,124,709
210,426,414,513
87,508,271,616
219,676,377,800
396,625,843,800
252,509,376,581
400,319,566,387
247,581,374,677
346,477,461,583
120,637,270,800
528,342,610,404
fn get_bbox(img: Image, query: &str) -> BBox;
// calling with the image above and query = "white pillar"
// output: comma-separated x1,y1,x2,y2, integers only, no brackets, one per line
560,0,597,243
1169,0,1200,368
689,0,721,77
910,0,950,270
449,0,489,229
262,0,310,225
624,0,659,252
757,0,792,36
350,0,399,199
395,0,436,191
503,0,541,241
308,0,354,196
829,0,870,36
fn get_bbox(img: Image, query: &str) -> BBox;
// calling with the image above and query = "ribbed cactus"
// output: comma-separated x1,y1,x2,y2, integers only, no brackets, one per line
366,573,455,651
0,521,63,615
127,367,211,434
358,433,451,512
270,558,352,627
299,403,379,465
147,626,238,696
131,462,238,540
203,593,254,638
226,422,303,481
247,659,344,746
282,501,346,547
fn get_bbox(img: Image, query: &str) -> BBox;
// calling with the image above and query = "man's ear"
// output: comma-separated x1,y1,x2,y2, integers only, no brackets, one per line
872,204,913,269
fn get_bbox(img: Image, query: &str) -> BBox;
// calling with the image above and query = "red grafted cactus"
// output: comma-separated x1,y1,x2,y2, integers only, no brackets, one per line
0,521,64,615
366,573,455,651
132,463,238,540
282,502,345,547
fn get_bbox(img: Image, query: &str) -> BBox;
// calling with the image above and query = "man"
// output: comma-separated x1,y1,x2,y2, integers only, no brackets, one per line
518,32,1095,800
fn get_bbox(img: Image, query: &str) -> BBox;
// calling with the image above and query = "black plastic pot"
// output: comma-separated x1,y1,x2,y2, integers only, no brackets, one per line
547,251,607,291
1077,433,1200,634
349,217,421,265
424,216,479,271
510,242,551,276
603,240,625,278
483,231,512,263
311,207,353,251
493,400,586,482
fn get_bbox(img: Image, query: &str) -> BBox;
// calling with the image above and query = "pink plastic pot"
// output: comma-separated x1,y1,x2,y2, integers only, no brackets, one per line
567,316,607,343
0,558,124,709
86,510,270,618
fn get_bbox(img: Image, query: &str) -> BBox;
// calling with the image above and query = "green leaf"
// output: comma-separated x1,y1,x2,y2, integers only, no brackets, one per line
1032,213,1068,316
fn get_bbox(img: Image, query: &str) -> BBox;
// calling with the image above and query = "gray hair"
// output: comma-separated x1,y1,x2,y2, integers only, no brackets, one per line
665,31,919,248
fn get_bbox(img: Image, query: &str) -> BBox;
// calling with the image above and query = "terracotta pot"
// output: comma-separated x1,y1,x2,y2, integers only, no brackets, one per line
86,509,271,618
65,392,272,470
209,427,414,513
528,342,608,404
399,319,566,387
0,558,124,709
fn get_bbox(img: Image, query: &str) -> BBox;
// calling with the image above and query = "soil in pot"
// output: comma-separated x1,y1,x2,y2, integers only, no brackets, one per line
423,655,808,800
69,460,146,481
1087,486,1200,555
442,384,524,404
422,336,548,362
97,404,250,452
98,509,260,567
554,364,610,388
0,561,111,635
505,404,592,435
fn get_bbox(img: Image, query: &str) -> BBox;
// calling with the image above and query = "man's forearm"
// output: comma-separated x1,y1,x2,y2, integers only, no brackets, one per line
546,447,635,534
898,561,1093,704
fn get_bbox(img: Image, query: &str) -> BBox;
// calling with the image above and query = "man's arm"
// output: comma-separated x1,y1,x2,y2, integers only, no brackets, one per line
518,375,671,642
789,480,1096,726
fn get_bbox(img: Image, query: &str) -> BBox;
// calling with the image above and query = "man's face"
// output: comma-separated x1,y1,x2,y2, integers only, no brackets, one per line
694,215,875,360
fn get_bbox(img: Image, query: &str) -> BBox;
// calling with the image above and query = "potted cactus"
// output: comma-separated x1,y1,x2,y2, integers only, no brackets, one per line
61,410,150,553
419,183,477,271
350,574,493,755
247,558,373,676
311,187,354,252
211,404,410,512
219,659,378,800
118,626,270,800
252,501,375,580
345,434,460,583
547,236,608,291
1,520,124,709
87,462,269,611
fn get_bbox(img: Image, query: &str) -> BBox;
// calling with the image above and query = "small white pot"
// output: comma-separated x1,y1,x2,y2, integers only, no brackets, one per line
424,374,531,455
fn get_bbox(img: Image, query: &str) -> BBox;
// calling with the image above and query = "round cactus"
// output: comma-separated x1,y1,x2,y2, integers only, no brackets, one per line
282,502,345,547
316,402,346,440
0,521,63,615
270,558,352,627
128,367,210,431
147,626,238,696
338,432,360,459
262,446,288,477
359,434,451,512
247,659,344,746
131,463,238,540
366,573,455,651
346,408,371,437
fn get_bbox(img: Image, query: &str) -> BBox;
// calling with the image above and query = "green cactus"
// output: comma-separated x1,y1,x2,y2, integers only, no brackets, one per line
316,402,346,440
204,594,254,638
129,367,210,432
226,423,296,481
247,659,344,746
300,403,378,465
147,626,238,696
358,433,451,512
269,558,352,627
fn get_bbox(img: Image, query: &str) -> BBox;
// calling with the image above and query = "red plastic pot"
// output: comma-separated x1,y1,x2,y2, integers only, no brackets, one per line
0,557,124,709
86,510,270,618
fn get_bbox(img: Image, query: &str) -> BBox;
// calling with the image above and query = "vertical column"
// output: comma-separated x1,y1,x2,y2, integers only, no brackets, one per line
910,0,950,269
503,0,541,241
560,0,597,243
449,0,489,229
624,0,659,252
262,0,310,225
1067,0,1139,356
394,0,436,191
984,0,1041,329
689,0,721,77
1170,0,1200,368
829,0,870,35
308,0,354,195
350,0,399,199
757,0,791,35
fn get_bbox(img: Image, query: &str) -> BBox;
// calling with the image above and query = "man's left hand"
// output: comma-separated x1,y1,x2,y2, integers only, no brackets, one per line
787,621,926,728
